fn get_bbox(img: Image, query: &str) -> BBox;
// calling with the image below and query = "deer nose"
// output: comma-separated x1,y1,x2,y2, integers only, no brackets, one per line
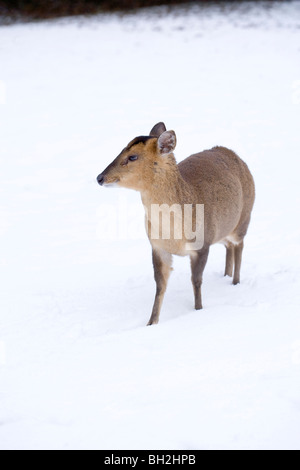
97,174,105,186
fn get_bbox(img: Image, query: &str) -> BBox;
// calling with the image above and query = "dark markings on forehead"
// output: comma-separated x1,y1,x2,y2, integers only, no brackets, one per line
127,136,155,150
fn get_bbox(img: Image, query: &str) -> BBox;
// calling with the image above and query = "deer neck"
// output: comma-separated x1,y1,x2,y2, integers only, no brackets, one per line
141,154,192,208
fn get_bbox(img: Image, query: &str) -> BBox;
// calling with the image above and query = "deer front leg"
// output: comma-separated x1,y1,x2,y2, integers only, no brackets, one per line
147,249,173,326
190,247,210,310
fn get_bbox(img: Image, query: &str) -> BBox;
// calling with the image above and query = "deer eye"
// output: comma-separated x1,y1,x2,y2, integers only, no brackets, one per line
128,155,138,162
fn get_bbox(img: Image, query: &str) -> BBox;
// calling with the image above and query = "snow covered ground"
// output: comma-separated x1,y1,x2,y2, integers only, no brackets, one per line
0,1,300,450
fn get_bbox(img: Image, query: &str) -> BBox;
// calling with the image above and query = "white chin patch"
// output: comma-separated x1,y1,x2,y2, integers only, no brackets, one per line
104,182,120,188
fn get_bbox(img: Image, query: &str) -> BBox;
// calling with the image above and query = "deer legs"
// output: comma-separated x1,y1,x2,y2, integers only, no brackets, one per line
233,240,244,285
148,240,244,325
190,247,210,310
148,249,173,326
224,240,244,285
225,243,234,277
149,247,210,325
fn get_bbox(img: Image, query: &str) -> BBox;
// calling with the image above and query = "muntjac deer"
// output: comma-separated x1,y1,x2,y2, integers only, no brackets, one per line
97,122,255,325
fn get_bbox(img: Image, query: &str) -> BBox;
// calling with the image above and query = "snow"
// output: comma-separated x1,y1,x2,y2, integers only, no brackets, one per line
0,1,300,450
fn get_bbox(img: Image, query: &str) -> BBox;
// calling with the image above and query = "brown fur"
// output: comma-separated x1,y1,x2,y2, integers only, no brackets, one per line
97,122,255,325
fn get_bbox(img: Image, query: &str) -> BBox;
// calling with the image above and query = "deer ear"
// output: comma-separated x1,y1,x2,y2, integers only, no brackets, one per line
157,131,177,155
150,122,167,137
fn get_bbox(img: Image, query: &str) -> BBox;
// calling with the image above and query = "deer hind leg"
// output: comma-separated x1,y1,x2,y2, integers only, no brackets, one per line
233,240,244,285
231,212,252,285
224,242,234,277
147,249,173,326
190,247,210,310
